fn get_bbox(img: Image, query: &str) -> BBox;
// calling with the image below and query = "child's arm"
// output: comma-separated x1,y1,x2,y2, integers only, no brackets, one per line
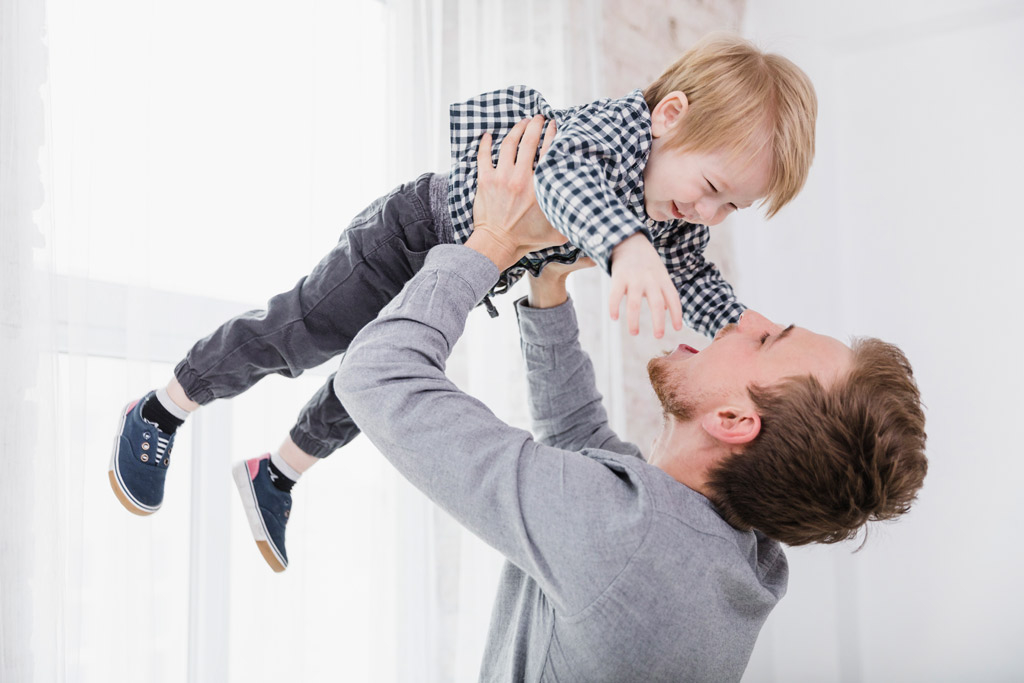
608,233,684,338
531,95,685,336
659,224,747,337
531,100,651,271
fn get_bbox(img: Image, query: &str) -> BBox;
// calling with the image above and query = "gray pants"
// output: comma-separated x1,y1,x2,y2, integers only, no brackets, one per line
174,173,442,457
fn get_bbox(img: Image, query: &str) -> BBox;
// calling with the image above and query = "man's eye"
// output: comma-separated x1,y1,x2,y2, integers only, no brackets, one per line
759,332,770,345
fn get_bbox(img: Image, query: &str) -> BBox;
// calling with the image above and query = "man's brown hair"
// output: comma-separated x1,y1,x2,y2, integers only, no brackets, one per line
705,338,927,546
643,32,817,218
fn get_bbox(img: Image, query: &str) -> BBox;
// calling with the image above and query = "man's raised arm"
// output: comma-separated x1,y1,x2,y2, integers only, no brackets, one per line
515,266,642,458
333,117,649,614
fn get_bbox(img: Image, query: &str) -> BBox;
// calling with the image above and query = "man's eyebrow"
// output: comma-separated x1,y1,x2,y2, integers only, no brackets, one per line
769,324,796,348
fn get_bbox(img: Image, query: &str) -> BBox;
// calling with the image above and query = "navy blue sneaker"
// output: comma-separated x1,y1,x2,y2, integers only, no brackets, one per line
233,454,291,572
109,392,175,515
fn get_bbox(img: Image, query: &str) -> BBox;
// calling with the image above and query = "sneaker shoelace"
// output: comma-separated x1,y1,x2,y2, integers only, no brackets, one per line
155,435,170,461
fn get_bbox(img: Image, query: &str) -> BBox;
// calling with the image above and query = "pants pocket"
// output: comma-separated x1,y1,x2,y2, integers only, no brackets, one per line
397,237,431,274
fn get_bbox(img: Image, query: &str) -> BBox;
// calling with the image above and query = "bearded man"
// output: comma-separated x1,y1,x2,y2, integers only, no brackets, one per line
335,117,927,682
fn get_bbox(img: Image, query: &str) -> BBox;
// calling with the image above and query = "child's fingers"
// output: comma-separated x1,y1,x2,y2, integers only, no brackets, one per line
497,118,529,171
608,281,625,321
477,133,494,177
627,290,643,336
665,284,683,331
648,291,666,339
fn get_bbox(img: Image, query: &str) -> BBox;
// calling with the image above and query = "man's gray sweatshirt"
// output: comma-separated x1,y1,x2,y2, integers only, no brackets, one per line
335,245,788,682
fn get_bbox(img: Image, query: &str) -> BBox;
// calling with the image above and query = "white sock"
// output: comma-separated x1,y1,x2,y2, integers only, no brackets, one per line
156,386,191,421
270,450,301,483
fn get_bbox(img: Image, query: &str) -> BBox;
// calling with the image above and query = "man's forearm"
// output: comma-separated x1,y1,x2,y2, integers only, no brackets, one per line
515,294,642,459
334,246,533,525
526,272,570,309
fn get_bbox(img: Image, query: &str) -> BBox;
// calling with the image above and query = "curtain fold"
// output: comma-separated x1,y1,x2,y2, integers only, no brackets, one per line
1,0,61,679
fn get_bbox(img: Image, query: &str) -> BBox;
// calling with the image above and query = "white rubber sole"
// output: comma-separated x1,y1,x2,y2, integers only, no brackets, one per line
232,461,287,573
108,399,158,516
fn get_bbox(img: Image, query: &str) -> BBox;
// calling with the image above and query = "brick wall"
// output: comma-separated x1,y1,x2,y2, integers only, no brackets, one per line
601,0,746,97
599,0,748,451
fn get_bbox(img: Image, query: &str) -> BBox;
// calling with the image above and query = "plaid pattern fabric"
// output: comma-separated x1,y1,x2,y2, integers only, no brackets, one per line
447,85,745,337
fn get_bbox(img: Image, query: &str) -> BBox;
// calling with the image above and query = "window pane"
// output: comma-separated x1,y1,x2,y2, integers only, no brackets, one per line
223,372,405,682
48,0,389,304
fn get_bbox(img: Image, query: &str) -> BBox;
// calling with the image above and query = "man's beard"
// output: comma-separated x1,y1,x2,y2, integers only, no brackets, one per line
646,356,697,423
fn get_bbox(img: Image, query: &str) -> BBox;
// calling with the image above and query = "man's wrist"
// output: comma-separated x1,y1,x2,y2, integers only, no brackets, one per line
465,229,519,271
527,277,569,309
515,294,579,346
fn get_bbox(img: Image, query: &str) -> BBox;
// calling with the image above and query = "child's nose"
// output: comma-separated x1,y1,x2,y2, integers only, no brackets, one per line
696,198,725,226
695,199,713,223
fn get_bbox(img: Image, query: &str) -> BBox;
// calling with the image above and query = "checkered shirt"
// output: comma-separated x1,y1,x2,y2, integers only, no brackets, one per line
447,85,746,337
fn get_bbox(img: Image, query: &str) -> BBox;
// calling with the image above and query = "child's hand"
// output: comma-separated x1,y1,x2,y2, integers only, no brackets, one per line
608,233,683,338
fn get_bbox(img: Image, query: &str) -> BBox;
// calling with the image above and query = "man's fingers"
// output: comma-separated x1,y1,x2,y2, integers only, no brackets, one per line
515,116,544,174
485,116,553,183
497,118,529,171
540,120,557,157
477,133,494,178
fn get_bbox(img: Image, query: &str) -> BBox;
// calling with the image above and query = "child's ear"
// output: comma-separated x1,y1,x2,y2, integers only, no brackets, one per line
650,91,689,139
700,405,761,446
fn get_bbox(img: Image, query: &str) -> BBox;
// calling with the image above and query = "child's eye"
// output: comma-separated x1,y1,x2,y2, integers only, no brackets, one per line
706,178,718,192
759,332,770,345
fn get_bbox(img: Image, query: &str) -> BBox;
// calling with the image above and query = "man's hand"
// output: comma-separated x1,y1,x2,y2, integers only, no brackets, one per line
467,116,567,270
527,257,596,309
608,233,684,338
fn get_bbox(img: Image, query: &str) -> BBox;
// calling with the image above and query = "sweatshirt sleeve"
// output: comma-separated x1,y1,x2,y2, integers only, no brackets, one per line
514,295,643,459
335,245,651,616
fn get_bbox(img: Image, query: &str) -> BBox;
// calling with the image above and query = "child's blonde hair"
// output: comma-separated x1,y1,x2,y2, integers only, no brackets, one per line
644,33,817,218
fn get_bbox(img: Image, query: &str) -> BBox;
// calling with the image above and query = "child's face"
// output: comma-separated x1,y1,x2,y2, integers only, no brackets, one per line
643,138,773,226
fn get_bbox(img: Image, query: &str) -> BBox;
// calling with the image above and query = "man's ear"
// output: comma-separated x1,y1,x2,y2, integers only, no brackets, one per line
650,91,689,139
700,406,761,446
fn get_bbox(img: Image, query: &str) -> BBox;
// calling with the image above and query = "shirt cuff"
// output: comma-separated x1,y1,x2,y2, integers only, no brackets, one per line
422,244,501,301
513,294,580,346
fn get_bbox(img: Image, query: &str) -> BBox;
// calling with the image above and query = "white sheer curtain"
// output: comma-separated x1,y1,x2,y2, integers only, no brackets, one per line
2,0,72,679
2,0,604,681
384,1,608,679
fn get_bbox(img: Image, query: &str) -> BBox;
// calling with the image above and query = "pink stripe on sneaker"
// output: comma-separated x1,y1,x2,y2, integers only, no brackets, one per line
126,399,140,414
247,454,270,481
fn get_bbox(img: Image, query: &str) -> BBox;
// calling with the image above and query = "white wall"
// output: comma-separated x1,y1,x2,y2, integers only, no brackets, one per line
735,2,1024,681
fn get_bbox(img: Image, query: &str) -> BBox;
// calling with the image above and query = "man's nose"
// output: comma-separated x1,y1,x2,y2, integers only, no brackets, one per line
737,310,781,337
713,322,736,341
